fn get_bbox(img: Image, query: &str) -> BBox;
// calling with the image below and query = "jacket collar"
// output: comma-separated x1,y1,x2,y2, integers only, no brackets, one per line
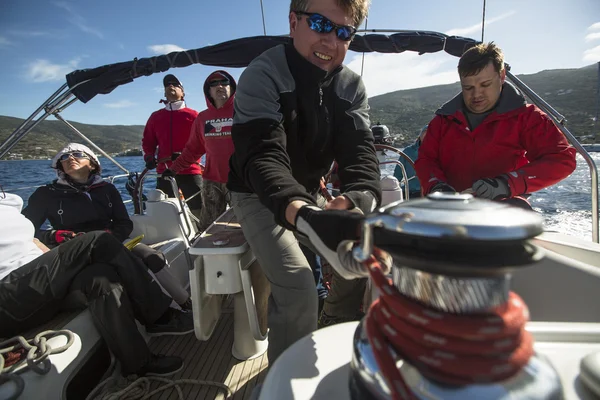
164,100,187,111
436,81,526,117
285,44,343,88
53,174,105,192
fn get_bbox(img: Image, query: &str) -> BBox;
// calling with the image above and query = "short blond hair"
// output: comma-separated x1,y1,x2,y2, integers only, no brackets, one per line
290,0,370,28
458,42,505,77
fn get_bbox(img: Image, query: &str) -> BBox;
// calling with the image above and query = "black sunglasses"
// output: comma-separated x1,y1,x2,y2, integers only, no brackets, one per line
208,79,230,87
165,82,181,88
294,11,357,42
59,152,90,162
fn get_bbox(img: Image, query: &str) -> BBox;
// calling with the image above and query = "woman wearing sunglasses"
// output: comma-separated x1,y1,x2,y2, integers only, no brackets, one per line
22,143,191,310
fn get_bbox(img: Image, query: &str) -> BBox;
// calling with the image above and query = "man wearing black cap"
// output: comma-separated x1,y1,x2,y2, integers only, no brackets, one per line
141,74,203,218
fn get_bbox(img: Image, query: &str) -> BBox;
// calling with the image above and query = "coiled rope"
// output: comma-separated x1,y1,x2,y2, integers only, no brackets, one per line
363,251,534,400
86,375,232,400
0,330,76,400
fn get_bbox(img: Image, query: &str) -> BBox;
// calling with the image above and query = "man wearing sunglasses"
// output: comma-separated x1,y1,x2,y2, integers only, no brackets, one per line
228,0,383,365
142,74,203,219
165,70,236,233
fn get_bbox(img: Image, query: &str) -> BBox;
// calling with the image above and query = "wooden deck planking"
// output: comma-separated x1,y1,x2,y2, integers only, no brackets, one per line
147,300,268,400
190,318,235,399
185,317,233,399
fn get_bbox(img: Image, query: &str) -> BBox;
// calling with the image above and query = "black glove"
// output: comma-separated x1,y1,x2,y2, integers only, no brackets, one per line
472,176,511,200
295,206,391,280
430,181,456,194
144,155,157,170
161,169,175,177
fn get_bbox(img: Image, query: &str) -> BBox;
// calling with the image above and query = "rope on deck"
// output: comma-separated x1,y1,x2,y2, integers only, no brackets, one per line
86,375,233,400
0,330,76,400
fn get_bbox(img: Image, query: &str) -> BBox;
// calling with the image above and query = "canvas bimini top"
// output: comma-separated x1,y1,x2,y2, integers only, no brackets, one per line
64,31,479,103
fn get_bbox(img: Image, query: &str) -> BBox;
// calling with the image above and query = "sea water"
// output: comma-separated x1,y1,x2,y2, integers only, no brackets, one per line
1,153,598,241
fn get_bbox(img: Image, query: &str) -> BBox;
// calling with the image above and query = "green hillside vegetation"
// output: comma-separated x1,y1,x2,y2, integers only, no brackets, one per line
369,63,600,146
0,116,143,159
1,63,598,158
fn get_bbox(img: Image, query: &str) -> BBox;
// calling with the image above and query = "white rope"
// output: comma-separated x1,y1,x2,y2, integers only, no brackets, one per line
0,330,76,400
86,375,233,400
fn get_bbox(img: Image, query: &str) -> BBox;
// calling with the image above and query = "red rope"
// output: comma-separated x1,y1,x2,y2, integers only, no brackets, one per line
363,251,534,400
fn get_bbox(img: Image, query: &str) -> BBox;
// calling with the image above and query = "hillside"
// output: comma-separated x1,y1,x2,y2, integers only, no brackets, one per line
369,63,600,146
0,116,143,159
1,64,598,158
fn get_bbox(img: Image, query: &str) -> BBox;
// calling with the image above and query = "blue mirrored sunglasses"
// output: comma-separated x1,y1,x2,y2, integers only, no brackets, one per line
59,152,90,162
295,11,357,42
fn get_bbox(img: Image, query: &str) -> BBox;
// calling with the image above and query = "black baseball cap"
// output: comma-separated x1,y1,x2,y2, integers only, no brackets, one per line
163,74,182,88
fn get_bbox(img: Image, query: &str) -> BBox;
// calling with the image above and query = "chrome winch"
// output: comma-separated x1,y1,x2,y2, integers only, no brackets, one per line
349,193,564,400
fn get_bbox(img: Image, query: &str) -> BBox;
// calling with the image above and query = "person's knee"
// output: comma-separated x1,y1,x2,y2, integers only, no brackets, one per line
92,231,127,253
143,252,166,273
71,264,121,300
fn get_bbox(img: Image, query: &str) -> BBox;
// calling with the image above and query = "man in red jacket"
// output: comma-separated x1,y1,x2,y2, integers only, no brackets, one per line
165,70,236,232
415,42,576,207
142,74,202,218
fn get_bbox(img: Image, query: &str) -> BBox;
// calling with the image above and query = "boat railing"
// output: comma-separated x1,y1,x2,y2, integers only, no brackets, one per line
375,144,418,200
3,174,136,205
0,79,91,161
507,69,599,243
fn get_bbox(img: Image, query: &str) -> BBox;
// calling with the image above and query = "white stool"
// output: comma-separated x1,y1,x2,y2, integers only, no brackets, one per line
188,208,269,360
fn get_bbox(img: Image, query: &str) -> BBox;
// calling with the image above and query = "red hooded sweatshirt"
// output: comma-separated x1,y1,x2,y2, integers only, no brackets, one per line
170,70,236,183
141,101,200,175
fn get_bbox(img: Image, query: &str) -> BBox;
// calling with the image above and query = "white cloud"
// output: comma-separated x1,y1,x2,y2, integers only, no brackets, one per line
588,22,600,31
586,32,600,42
148,44,186,55
346,52,459,97
446,11,516,37
53,1,103,39
0,36,12,47
103,100,136,109
8,30,50,37
583,45,600,62
26,58,81,82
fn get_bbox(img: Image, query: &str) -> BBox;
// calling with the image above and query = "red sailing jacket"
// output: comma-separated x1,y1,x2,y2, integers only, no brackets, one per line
141,103,200,174
415,83,577,196
171,70,236,183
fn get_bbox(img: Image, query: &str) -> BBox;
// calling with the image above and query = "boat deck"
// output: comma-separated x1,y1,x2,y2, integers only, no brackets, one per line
148,296,269,400
0,296,268,400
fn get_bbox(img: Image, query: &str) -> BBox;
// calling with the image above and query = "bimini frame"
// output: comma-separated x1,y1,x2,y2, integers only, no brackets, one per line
1,29,597,242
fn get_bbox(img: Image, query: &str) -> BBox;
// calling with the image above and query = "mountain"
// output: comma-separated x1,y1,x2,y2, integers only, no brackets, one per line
1,64,598,158
369,63,600,146
0,116,144,159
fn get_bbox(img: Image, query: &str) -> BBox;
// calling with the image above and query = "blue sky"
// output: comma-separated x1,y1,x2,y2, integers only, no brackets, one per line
0,0,599,126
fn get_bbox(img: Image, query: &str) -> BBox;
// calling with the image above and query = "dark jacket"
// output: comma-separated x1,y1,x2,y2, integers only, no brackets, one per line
22,180,133,245
415,82,577,195
227,44,381,228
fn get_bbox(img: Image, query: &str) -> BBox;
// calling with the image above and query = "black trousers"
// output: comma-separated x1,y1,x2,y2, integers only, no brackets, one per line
157,174,203,219
130,242,166,273
0,231,171,374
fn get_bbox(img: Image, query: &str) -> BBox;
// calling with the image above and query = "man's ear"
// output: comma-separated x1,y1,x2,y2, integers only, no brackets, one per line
500,68,506,83
289,11,298,35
